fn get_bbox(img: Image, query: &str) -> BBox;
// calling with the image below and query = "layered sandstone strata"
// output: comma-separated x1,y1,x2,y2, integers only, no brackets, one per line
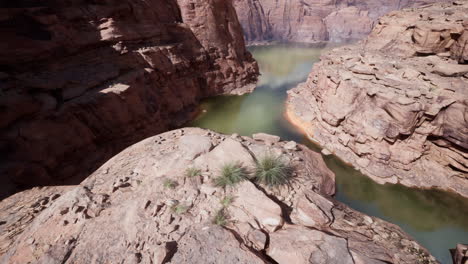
0,128,437,263
287,1,468,196
233,0,451,43
0,0,258,198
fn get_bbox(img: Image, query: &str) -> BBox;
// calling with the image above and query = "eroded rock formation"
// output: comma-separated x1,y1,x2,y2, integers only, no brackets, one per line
233,0,451,43
0,0,258,198
0,128,437,263
286,1,468,196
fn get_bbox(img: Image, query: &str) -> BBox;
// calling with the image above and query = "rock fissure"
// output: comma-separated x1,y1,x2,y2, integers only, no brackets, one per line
224,227,274,264
248,181,294,224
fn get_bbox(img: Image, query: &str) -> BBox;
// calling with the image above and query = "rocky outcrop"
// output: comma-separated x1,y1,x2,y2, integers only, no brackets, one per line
0,128,437,263
0,0,258,198
233,0,451,44
286,1,468,197
451,244,468,264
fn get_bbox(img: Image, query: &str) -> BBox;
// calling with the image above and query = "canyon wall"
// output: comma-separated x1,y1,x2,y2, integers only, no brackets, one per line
287,1,468,197
233,0,451,43
0,0,258,199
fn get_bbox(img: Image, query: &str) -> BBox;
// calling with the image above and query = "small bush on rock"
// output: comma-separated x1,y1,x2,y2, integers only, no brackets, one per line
255,154,292,187
214,162,248,188
213,209,228,226
163,179,178,189
220,196,234,208
172,204,189,214
185,167,201,178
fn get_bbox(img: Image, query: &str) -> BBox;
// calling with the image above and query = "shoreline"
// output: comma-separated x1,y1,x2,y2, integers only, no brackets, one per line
283,92,468,200
246,39,360,49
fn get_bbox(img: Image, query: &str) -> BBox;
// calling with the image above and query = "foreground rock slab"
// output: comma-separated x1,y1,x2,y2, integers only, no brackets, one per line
0,128,437,263
286,1,468,197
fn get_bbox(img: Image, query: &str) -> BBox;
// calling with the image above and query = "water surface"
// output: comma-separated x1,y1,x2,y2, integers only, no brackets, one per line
190,44,468,264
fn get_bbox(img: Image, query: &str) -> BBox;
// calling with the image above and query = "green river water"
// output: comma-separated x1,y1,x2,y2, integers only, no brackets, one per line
190,44,468,264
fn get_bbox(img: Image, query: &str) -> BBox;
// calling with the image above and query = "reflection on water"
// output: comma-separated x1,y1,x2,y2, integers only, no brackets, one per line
190,44,468,264
327,154,468,263
253,45,323,88
193,44,324,137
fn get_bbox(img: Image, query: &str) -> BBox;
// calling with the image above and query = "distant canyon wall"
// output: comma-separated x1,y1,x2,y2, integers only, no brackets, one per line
0,0,258,198
233,0,451,43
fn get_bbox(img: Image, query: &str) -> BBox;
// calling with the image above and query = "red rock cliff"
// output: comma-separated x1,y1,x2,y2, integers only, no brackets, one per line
233,0,451,43
0,0,258,198
286,1,468,197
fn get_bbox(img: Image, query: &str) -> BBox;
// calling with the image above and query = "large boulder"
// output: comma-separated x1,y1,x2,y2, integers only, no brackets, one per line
0,128,437,263
268,225,354,264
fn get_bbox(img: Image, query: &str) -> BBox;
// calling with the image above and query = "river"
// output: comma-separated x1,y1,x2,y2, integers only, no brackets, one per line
190,44,468,264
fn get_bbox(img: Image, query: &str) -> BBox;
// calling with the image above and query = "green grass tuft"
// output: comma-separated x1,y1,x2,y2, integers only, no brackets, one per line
185,167,202,178
213,209,228,226
254,154,292,186
172,204,189,214
220,196,234,208
163,179,178,189
214,162,248,188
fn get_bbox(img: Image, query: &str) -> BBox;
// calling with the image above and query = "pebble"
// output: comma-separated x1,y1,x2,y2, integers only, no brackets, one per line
292,157,302,162
200,185,216,195
165,199,179,207
284,141,297,150
363,215,373,224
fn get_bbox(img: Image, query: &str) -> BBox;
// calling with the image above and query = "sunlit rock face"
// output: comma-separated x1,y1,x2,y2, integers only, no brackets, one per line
233,0,451,43
0,128,437,264
286,1,468,197
0,0,258,198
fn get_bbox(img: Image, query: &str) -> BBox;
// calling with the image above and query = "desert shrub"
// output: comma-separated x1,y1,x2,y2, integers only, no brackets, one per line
213,209,228,226
172,204,189,214
214,162,248,188
163,179,178,189
185,167,201,178
220,196,234,208
254,154,292,186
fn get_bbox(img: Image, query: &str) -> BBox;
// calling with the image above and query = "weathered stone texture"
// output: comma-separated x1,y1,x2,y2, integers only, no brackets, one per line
0,128,437,263
0,0,258,198
233,0,450,43
287,1,468,197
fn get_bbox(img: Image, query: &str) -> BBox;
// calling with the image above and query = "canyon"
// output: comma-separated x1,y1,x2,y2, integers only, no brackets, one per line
0,128,438,264
286,1,468,197
233,0,452,44
0,0,467,263
0,0,258,199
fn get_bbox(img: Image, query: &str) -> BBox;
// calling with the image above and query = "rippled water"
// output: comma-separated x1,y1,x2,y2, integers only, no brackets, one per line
190,44,468,264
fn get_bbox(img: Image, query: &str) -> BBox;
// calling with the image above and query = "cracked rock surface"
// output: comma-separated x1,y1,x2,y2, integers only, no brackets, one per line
286,1,468,197
0,128,437,263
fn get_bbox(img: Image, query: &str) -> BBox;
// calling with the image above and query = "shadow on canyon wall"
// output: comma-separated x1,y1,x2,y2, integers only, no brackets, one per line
0,0,257,200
